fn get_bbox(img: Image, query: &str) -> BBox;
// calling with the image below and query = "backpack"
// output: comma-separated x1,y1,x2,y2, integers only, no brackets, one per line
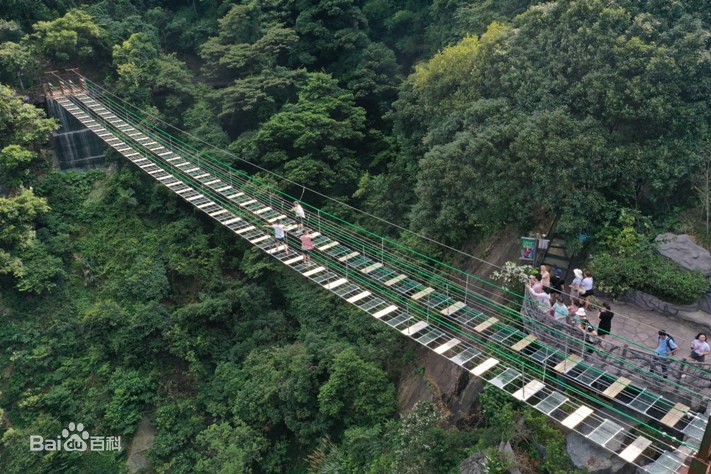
663,335,678,355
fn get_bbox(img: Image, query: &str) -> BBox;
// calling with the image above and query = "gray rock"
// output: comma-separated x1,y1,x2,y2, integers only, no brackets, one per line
566,432,632,474
460,452,487,474
655,233,711,276
126,416,156,473
397,346,483,420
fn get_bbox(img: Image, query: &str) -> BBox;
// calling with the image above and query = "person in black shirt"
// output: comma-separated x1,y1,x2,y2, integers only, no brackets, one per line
597,302,614,338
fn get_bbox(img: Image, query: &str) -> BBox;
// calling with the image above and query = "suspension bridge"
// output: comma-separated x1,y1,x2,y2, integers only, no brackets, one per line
45,70,711,473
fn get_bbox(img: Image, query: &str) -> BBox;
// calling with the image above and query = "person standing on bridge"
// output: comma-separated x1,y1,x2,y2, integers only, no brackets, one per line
651,330,678,379
300,229,314,263
265,220,289,256
293,201,306,230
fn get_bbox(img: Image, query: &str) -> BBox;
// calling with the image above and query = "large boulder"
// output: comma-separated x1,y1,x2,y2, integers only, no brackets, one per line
126,416,156,473
398,346,484,423
655,233,711,276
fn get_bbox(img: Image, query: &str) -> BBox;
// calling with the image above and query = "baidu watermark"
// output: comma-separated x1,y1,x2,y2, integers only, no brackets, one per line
29,422,121,452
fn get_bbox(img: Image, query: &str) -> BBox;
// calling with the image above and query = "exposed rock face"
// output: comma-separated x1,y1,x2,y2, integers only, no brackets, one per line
566,432,633,474
126,416,156,473
398,346,484,423
655,233,711,276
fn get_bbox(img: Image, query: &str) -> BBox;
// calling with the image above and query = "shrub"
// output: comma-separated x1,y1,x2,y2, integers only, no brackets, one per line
591,251,708,305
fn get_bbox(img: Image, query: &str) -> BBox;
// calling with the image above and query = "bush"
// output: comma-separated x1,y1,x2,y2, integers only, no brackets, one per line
591,251,708,305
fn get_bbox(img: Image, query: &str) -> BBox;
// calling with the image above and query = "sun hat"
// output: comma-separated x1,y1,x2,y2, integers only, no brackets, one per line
574,268,583,279
575,308,586,317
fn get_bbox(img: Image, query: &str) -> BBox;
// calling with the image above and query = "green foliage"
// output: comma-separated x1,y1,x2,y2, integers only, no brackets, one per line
31,10,104,64
103,368,157,435
318,347,397,427
194,421,267,474
250,72,367,196
388,0,710,246
112,31,194,115
591,210,709,303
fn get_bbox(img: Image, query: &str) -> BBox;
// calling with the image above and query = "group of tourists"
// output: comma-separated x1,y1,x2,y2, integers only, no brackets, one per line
525,265,710,378
527,266,610,337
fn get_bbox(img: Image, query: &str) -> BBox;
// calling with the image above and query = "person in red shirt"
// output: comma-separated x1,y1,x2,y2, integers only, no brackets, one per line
300,229,314,263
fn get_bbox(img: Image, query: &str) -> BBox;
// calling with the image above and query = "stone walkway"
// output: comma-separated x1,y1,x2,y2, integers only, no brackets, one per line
599,295,702,355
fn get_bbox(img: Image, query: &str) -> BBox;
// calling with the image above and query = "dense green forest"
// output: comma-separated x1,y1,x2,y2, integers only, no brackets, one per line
0,0,709,472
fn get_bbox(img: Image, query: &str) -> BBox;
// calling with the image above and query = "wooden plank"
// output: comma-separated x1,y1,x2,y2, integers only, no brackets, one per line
411,287,434,300
215,186,232,192
361,262,383,274
512,380,545,401
209,209,228,217
239,199,257,207
235,225,256,234
318,241,339,251
471,358,499,376
441,301,466,316
474,317,499,333
402,321,428,336
602,377,631,398
561,406,594,429
385,274,407,286
268,214,288,223
303,266,326,277
554,354,582,374
226,192,244,199
660,403,689,428
435,339,461,355
283,255,304,265
346,291,371,303
619,436,652,463
223,217,242,225
197,201,216,209
338,252,359,262
324,278,348,290
186,194,205,202
250,235,270,244
254,207,272,215
511,334,537,351
373,305,398,319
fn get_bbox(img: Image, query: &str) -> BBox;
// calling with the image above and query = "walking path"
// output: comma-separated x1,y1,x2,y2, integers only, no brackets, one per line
601,295,701,355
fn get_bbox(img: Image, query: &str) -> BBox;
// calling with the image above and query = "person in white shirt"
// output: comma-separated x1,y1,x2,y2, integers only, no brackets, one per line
580,270,594,309
690,333,710,363
264,220,289,256
293,201,306,229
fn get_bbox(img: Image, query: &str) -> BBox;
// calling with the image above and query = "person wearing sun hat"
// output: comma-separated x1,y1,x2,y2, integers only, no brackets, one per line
572,306,587,328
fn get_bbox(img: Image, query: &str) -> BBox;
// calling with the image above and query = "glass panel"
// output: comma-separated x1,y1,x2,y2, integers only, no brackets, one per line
535,392,568,415
489,368,521,389
417,329,445,346
450,347,480,366
587,419,623,446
